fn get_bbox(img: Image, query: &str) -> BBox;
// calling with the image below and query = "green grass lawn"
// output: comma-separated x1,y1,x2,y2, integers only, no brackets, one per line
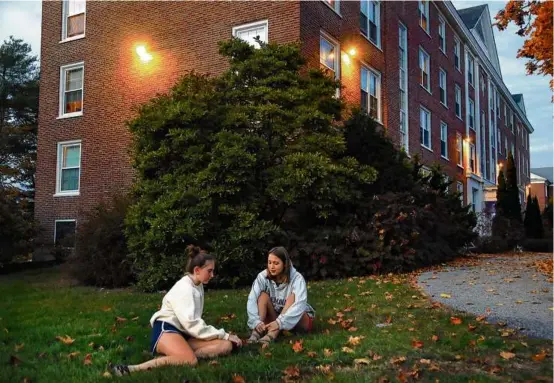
1,266,551,383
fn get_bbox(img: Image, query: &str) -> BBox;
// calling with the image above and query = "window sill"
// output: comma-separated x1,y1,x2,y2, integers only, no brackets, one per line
440,48,447,57
456,115,463,122
420,84,432,95
420,25,431,37
456,67,462,74
57,112,83,119
359,32,382,52
441,155,449,161
457,164,465,170
469,126,476,132
59,35,85,44
421,144,433,153
320,0,342,17
53,192,80,197
440,102,448,109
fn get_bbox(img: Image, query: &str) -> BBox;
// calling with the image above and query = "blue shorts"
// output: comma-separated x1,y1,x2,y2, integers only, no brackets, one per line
150,320,189,355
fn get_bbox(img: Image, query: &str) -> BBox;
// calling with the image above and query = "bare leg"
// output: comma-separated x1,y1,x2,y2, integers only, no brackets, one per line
187,338,233,359
249,292,277,342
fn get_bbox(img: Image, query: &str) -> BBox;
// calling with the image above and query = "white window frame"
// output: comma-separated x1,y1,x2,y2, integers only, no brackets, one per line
419,0,429,33
399,22,409,153
440,122,448,159
322,0,340,14
505,136,508,157
438,16,446,53
360,0,381,48
320,31,340,83
420,106,431,150
467,54,475,87
55,140,82,196
419,47,430,91
456,133,463,167
361,65,382,123
468,98,475,130
457,181,464,202
59,62,84,118
455,84,462,119
61,0,86,42
439,68,447,106
470,143,476,173
232,20,269,48
54,219,77,245
454,37,461,71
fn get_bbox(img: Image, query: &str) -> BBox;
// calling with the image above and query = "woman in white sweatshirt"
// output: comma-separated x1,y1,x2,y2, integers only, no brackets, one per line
247,246,315,344
111,246,242,376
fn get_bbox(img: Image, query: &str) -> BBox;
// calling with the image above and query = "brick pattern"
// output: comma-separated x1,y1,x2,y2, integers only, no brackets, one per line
36,0,533,243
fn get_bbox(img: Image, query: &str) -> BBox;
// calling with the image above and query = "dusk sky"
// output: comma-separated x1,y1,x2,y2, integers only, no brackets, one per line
1,1,551,168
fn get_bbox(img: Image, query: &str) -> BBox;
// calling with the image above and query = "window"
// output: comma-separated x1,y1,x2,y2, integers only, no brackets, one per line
480,114,486,176
399,23,409,152
59,63,84,117
468,98,475,130
320,33,340,81
419,47,430,91
510,112,514,132
419,0,429,32
496,91,500,118
511,143,515,156
457,181,464,202
439,69,447,106
454,38,461,70
455,84,462,118
62,0,85,40
456,133,463,167
420,107,431,149
469,144,476,173
440,122,448,158
504,102,507,121
505,136,508,156
233,20,268,48
467,54,474,86
472,187,478,212
360,1,380,47
438,16,446,52
361,66,381,122
322,0,340,13
55,220,76,247
498,129,502,155
56,140,81,195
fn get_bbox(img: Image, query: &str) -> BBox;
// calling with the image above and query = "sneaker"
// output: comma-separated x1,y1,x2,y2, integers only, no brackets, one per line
110,363,131,376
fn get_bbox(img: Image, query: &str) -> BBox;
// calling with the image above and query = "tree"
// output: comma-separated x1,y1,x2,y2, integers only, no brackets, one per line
504,152,522,221
495,1,553,89
496,169,507,215
0,36,39,263
125,39,376,291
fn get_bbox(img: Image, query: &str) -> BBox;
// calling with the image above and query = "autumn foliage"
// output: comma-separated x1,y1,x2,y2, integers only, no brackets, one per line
495,0,553,88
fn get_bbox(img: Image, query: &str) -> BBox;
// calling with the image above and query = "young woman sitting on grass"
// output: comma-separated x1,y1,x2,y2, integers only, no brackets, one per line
111,245,242,376
247,246,315,344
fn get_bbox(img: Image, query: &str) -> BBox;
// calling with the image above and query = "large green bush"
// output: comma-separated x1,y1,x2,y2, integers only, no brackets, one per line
0,188,34,265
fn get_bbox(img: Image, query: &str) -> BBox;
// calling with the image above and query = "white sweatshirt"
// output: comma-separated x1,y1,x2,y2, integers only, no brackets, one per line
150,275,229,340
247,266,315,331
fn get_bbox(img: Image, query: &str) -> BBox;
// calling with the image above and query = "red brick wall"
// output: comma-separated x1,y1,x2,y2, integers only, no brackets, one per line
530,182,549,211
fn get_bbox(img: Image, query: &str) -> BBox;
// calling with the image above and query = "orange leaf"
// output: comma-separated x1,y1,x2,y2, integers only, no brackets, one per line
292,340,304,353
327,318,337,325
115,316,127,323
431,335,439,342
450,317,462,325
500,351,516,360
232,374,246,383
476,315,487,322
468,324,477,331
307,351,317,358
532,350,547,362
324,348,333,357
283,365,300,378
67,351,81,359
83,353,92,365
412,340,424,349
348,326,358,332
56,335,75,345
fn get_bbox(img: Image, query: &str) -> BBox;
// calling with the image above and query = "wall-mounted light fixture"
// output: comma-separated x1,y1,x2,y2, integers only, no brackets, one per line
136,45,153,63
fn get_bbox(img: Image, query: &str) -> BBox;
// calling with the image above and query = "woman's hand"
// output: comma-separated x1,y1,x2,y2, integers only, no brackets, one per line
264,321,280,332
255,322,266,334
228,334,243,348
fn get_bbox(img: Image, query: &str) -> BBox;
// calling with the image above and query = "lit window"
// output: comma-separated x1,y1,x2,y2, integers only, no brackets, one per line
360,1,380,47
322,0,340,13
438,16,446,52
55,220,76,247
399,23,408,152
456,133,463,167
470,143,476,173
455,84,462,119
59,62,84,117
439,69,447,106
233,20,268,48
440,122,448,158
454,38,461,70
62,0,85,40
320,34,339,80
420,107,431,149
361,66,381,122
419,47,430,91
419,0,429,32
468,98,475,130
56,140,81,195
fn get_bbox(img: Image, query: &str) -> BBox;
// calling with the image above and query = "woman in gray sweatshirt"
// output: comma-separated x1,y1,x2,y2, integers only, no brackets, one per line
246,247,315,344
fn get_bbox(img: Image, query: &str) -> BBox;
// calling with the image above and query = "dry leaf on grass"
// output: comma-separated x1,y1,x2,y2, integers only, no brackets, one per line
390,356,407,365
232,374,246,383
208,360,219,366
354,358,371,366
9,355,22,366
83,353,92,365
450,317,462,325
411,340,424,349
55,335,75,345
324,348,333,357
283,365,300,381
500,351,515,360
102,371,112,378
307,351,317,358
14,343,24,352
440,293,451,298
291,340,303,353
342,346,354,354
115,316,127,323
531,350,547,362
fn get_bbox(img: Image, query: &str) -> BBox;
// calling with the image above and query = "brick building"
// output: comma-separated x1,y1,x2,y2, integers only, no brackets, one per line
530,167,553,211
35,0,533,254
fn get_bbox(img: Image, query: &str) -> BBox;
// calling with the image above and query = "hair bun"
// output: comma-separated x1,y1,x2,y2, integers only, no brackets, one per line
186,244,202,259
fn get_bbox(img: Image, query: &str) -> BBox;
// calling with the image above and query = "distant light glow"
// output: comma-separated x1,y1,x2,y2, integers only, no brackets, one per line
136,45,153,63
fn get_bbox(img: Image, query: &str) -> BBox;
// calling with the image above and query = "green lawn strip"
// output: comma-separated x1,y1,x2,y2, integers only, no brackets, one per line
0,267,551,382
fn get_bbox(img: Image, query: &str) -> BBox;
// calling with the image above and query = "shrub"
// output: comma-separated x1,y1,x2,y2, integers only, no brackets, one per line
0,188,34,265
521,238,553,253
70,195,134,288
474,236,510,254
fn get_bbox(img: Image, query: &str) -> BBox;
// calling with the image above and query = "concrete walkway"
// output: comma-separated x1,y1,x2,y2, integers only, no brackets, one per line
417,253,553,339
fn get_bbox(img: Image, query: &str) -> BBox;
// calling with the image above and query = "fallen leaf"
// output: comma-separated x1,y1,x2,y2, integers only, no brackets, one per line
208,360,219,366
390,356,407,365
307,351,317,358
342,346,354,353
412,340,424,349
264,352,272,358
476,315,487,322
67,351,81,359
88,342,95,348
431,335,439,342
126,336,134,342
324,348,333,357
420,358,431,364
316,364,332,374
131,316,139,321
354,357,371,366
83,353,92,365
450,317,462,325
283,365,300,380
327,318,337,325
348,336,363,346
14,343,24,352
102,371,112,378
101,306,111,312
348,326,358,332
9,355,22,366
531,350,547,362
500,351,515,360
55,335,75,345
232,374,246,383
468,324,477,331
291,340,303,353
115,316,127,323
440,293,451,298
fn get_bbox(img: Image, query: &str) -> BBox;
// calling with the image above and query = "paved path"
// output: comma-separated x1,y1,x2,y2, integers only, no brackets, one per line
417,253,553,339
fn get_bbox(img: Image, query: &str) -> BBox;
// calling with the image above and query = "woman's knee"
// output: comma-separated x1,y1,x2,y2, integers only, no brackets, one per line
258,291,270,303
220,340,233,354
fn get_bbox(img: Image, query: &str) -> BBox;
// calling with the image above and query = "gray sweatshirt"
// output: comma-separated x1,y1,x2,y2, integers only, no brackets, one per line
247,266,315,331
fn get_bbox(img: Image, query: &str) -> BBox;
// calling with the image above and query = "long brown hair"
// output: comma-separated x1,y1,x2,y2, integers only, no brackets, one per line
185,245,215,274
266,246,291,283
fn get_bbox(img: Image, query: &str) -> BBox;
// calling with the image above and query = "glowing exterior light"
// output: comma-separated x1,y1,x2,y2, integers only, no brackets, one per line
348,48,356,56
342,52,351,65
498,162,503,168
136,45,153,63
